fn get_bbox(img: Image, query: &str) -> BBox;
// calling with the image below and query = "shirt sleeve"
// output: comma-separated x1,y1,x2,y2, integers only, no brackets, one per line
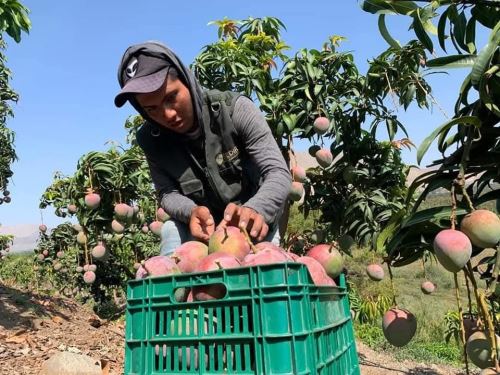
232,96,292,224
147,157,196,224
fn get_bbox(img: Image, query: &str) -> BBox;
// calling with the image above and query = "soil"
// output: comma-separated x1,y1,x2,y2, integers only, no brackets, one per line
0,283,482,375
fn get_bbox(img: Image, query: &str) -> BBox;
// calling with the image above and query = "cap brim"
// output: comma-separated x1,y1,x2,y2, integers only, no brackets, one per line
114,67,169,107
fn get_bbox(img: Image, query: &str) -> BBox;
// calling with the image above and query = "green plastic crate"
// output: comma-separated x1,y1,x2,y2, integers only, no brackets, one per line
125,262,360,374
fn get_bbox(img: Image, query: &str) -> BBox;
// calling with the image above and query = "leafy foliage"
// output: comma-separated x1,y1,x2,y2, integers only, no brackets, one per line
0,0,30,194
0,233,13,260
349,280,392,324
193,17,424,248
361,0,500,268
37,116,163,303
361,0,500,362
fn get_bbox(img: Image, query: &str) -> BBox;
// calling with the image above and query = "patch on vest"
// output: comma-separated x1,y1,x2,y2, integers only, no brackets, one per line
215,146,239,166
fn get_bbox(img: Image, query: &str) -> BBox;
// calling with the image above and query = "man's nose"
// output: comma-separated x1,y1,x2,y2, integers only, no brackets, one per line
162,107,176,122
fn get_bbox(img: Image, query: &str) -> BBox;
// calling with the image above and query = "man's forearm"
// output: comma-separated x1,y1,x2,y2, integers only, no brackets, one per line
160,191,197,224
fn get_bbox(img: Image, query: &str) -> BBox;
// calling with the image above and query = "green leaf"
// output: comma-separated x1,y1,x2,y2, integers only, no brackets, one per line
392,248,424,267
422,16,438,35
306,63,316,81
251,78,264,93
465,16,476,54
413,9,434,52
282,113,297,132
410,173,456,212
378,14,401,49
6,22,21,43
417,116,481,165
471,21,500,86
386,118,397,140
455,73,472,112
438,131,459,154
437,7,449,52
345,200,365,217
287,82,308,91
376,209,406,252
313,84,322,96
452,11,468,52
275,122,284,138
360,0,418,15
404,84,416,107
472,4,500,29
479,71,500,117
304,87,313,102
402,206,468,228
357,225,372,240
426,55,477,69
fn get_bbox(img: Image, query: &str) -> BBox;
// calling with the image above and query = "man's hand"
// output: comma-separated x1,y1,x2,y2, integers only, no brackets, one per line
218,203,268,241
189,206,215,242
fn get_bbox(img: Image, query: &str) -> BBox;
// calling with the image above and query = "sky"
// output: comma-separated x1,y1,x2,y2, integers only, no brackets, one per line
0,1,486,228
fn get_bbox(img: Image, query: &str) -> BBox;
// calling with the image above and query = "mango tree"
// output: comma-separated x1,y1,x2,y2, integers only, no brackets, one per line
37,117,167,306
362,0,500,371
0,0,30,200
193,17,428,250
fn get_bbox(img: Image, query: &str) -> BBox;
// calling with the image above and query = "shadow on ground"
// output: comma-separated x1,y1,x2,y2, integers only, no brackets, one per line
0,283,74,331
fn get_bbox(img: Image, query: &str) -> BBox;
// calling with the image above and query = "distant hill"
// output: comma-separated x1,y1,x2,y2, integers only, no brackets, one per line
0,224,39,253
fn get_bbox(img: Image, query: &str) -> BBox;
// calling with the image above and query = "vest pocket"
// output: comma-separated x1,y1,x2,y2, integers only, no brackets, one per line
179,179,204,200
218,156,242,178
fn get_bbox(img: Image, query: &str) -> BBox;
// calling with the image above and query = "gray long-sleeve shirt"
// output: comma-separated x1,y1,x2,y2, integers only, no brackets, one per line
151,95,291,226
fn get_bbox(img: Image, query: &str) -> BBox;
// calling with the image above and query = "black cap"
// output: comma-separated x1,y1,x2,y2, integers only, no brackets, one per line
114,49,172,108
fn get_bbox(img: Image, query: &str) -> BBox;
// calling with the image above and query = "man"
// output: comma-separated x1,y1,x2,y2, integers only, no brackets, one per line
114,41,291,255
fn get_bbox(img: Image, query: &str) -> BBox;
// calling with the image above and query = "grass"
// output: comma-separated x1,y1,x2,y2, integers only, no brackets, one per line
355,322,463,365
345,247,483,366
0,253,38,288
286,203,321,235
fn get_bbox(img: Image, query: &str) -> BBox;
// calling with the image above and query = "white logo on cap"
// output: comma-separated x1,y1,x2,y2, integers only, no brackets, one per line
126,57,138,78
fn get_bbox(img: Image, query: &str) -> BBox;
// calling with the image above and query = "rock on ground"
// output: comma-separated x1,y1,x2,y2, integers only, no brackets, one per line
40,351,101,375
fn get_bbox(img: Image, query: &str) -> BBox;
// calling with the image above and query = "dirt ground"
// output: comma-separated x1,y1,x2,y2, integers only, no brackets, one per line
0,284,481,375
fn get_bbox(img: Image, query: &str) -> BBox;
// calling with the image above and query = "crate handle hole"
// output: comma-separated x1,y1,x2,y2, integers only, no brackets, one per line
172,287,191,302
192,283,227,301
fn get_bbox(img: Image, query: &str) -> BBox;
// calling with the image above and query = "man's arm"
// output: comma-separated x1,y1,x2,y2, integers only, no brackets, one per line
232,96,292,225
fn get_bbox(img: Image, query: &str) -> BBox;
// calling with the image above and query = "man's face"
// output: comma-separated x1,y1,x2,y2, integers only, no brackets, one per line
135,75,195,134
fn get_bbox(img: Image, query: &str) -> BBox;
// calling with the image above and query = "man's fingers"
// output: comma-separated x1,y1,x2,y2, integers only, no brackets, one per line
250,215,269,241
236,207,269,241
257,222,269,242
217,203,240,229
190,206,215,242
238,207,252,232
190,220,212,242
197,206,213,221
197,207,215,229
247,214,268,241
247,213,264,238
224,203,240,223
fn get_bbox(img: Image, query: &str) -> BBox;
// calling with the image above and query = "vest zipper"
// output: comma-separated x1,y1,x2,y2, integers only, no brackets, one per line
203,167,225,209
185,144,225,210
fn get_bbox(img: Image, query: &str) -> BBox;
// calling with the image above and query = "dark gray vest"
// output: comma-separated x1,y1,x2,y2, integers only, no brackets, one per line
137,90,259,221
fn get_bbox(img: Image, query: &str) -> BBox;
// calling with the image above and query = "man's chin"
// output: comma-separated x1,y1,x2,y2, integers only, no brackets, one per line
160,121,195,134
